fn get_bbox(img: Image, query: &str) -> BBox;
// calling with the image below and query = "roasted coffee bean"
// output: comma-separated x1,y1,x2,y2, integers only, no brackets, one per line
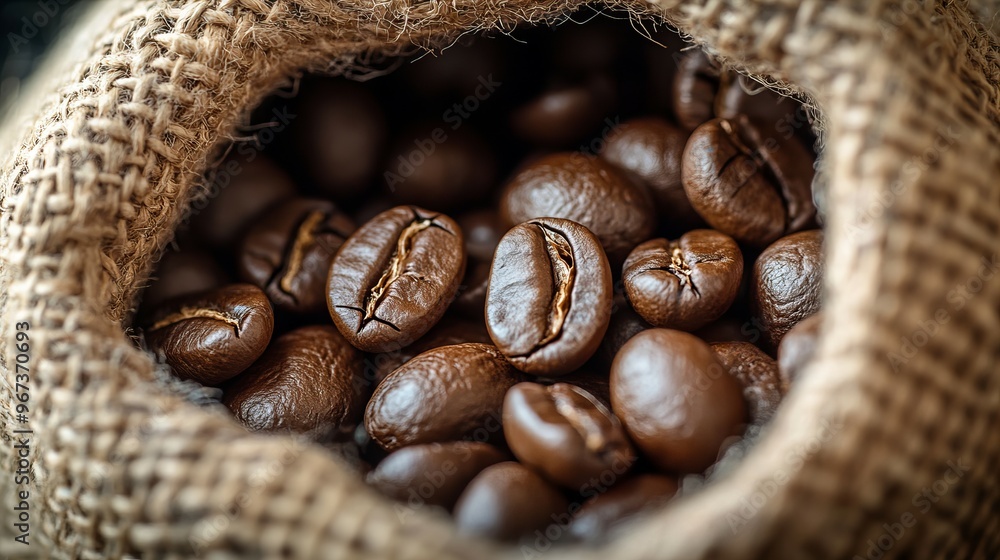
191,154,297,250
611,329,746,473
486,218,612,375
365,343,525,450
223,325,365,439
510,77,615,148
141,250,229,311
750,230,823,349
366,442,508,510
715,73,807,132
682,116,816,247
711,342,783,425
369,317,493,385
503,382,635,490
293,79,386,202
568,474,679,541
384,126,496,211
601,117,703,230
143,284,273,386
328,206,465,352
623,230,743,331
673,50,720,131
453,461,570,542
777,312,821,388
545,368,612,406
500,153,655,265
238,198,355,315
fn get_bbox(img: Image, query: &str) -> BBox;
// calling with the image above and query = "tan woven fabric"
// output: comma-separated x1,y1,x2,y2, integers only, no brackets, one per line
1,0,998,558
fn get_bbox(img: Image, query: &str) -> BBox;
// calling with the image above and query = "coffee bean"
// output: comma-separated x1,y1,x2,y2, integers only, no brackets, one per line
568,474,678,541
191,154,297,250
711,342,783,425
369,316,493,385
715,73,806,132
750,230,823,349
238,197,355,315
384,126,496,211
223,325,365,439
601,117,703,230
673,50,720,131
328,206,466,353
622,230,743,331
510,77,615,148
141,250,229,311
610,329,746,472
143,284,273,386
500,153,655,265
365,343,525,451
682,116,816,247
453,461,570,542
293,79,386,202
503,382,635,490
486,218,612,375
777,312,821,389
366,442,508,510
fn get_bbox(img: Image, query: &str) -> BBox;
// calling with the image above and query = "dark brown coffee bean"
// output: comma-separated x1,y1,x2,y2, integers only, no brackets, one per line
191,154,297,250
141,250,229,311
568,474,678,541
238,198,355,315
500,153,655,265
601,117,703,230
610,329,746,473
144,284,273,386
384,126,496,211
750,230,823,349
777,312,821,389
223,325,365,440
453,461,570,542
370,316,493,385
328,206,466,353
715,73,806,132
711,342,783,425
503,382,635,490
486,218,612,375
510,78,614,148
366,442,508,511
673,50,720,131
682,116,816,247
293,79,386,202
622,230,743,331
365,343,525,451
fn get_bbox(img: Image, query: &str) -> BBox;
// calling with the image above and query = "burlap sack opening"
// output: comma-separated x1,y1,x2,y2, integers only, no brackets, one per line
2,1,999,558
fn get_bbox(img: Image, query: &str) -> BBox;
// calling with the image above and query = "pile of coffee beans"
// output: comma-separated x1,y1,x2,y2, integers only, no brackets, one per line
138,16,824,546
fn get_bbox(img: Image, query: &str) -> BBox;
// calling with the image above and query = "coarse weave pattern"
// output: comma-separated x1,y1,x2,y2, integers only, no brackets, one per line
1,0,998,559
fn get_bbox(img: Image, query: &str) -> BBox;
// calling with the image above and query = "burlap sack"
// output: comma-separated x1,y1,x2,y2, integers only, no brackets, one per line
2,0,998,558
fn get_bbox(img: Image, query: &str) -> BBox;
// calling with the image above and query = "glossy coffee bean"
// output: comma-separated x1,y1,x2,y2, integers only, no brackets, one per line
711,342,783,425
294,79,386,202
503,382,635,490
384,126,496,211
601,117,703,230
191,154,297,250
777,312,821,388
223,325,365,439
328,206,466,353
750,230,823,349
510,78,614,148
568,474,679,541
369,317,493,385
673,50,720,131
682,116,816,247
365,343,525,451
143,284,273,386
715,73,806,132
610,329,746,473
366,442,508,511
238,198,355,315
453,461,570,542
141,250,229,311
500,153,655,265
486,218,613,375
623,230,743,331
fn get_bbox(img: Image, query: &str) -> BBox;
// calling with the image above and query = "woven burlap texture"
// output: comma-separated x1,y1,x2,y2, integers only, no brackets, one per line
1,0,998,558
